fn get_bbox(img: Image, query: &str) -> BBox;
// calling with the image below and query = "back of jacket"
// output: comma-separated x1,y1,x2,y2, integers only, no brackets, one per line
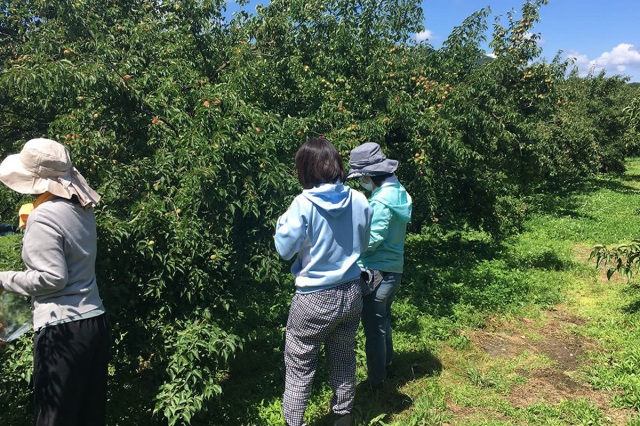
275,183,372,293
359,176,412,273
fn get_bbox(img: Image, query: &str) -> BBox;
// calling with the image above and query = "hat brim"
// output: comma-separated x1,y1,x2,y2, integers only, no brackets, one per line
346,170,385,179
346,159,398,180
0,154,48,194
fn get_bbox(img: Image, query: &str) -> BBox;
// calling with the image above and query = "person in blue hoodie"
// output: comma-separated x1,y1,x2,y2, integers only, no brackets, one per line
275,137,372,426
347,142,412,389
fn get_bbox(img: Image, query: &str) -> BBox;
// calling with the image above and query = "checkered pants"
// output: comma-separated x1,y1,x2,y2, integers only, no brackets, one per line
282,279,362,426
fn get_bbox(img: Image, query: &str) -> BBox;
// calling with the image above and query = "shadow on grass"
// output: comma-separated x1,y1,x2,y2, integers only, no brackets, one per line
507,249,572,271
215,335,442,426
197,326,286,425
593,177,640,195
402,193,579,319
622,299,640,314
621,283,640,314
621,172,640,184
402,233,499,318
530,173,640,220
311,350,442,426
532,185,594,220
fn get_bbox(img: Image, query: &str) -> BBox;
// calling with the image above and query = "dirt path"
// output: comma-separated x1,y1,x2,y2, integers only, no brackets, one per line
440,242,639,424
460,303,632,424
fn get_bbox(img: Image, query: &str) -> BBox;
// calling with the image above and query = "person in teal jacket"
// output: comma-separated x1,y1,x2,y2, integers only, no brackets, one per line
347,142,412,389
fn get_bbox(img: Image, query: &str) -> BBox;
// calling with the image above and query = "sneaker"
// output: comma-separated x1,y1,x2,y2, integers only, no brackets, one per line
334,414,352,426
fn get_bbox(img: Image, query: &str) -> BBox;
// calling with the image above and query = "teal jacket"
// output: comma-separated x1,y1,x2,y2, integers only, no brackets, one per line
359,176,412,273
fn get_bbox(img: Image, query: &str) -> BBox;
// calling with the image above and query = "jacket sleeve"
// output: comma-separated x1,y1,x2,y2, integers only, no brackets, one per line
367,200,392,251
0,219,68,297
274,196,308,261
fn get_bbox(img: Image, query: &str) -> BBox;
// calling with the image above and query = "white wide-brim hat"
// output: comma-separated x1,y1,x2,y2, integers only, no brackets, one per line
0,138,100,207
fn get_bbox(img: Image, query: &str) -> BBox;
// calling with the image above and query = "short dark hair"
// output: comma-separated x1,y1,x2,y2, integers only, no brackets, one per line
370,173,393,187
295,137,346,189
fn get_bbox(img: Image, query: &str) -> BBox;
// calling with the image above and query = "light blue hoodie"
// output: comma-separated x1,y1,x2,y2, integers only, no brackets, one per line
275,183,372,293
359,175,412,273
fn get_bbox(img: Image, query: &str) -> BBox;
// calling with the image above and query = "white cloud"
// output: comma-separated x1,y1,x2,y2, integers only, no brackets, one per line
567,51,591,73
537,34,546,46
594,43,640,67
567,43,640,80
415,29,433,43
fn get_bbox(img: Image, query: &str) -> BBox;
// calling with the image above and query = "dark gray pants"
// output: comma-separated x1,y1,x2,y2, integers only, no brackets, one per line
33,314,110,426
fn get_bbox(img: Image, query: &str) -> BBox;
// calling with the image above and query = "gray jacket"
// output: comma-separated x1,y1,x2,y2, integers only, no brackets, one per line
0,198,104,329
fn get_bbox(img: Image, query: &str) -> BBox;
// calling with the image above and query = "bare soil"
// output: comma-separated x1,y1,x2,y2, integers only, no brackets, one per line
464,308,632,424
423,244,636,425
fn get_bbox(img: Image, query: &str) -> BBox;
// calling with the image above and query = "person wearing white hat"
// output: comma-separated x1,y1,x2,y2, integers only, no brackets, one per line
0,138,109,426
347,142,412,390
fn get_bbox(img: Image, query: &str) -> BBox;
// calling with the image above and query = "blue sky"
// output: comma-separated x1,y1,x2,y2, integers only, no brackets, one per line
418,0,640,82
226,0,640,83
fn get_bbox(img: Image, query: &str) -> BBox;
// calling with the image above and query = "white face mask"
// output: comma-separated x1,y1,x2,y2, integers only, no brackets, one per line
359,177,374,191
